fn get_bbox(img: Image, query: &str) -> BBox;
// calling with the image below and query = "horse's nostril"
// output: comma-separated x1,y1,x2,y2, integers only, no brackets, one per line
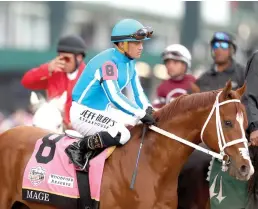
240,165,249,175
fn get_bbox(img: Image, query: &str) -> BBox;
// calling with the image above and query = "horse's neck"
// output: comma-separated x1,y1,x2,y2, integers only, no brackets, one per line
102,108,210,203
105,116,202,194
148,112,205,177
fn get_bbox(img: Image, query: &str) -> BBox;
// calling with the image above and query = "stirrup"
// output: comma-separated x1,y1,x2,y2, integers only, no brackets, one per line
75,151,93,172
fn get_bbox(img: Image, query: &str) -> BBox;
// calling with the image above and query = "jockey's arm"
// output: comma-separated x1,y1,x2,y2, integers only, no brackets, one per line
100,78,146,119
21,63,50,89
130,70,152,110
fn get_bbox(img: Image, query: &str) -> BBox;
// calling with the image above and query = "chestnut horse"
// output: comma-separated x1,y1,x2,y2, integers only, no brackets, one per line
0,82,254,209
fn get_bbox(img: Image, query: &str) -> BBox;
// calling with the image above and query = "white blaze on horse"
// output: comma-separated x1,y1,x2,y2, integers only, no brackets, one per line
30,91,67,133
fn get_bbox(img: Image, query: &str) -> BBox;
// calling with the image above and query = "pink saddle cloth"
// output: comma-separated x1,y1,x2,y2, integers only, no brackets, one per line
22,134,115,203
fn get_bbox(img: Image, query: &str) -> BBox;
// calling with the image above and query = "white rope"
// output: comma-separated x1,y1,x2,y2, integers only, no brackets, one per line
150,91,247,160
149,125,223,160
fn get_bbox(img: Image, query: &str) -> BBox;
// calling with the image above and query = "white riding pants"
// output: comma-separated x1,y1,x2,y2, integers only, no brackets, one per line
70,102,138,145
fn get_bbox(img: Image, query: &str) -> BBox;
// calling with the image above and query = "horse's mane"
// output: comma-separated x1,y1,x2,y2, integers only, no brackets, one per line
154,90,219,122
154,88,246,126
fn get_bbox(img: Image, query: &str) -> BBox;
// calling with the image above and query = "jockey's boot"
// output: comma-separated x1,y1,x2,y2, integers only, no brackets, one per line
64,133,104,170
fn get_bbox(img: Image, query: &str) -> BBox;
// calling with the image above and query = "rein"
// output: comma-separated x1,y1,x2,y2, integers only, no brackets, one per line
149,91,248,171
149,126,223,159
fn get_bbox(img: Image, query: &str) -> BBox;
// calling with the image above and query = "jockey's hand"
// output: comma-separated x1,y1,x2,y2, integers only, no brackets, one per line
146,106,154,115
48,56,66,73
140,113,156,126
250,130,258,146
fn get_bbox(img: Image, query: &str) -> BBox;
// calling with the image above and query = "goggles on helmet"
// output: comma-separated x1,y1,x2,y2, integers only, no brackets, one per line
162,51,185,60
111,27,153,41
162,51,190,67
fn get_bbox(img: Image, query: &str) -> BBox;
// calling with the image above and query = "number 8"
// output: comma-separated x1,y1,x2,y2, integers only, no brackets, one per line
35,135,62,164
105,65,114,76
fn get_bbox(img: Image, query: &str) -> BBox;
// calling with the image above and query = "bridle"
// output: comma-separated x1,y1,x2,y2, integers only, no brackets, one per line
149,91,249,171
200,91,248,170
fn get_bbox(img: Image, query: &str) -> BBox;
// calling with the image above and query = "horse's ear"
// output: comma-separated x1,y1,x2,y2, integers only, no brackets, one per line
50,91,67,112
236,82,246,97
37,92,46,102
221,80,232,99
30,91,40,105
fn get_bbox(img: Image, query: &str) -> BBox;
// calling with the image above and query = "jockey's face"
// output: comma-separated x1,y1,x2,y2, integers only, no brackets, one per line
165,59,187,78
126,41,144,59
58,52,83,73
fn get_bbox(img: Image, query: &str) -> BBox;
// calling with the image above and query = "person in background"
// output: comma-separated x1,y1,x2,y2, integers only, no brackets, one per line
242,50,258,208
152,44,196,109
194,31,245,92
21,35,87,129
178,32,246,209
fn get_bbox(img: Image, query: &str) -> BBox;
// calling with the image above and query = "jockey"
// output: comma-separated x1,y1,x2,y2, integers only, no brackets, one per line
65,19,156,169
152,44,196,108
21,35,87,129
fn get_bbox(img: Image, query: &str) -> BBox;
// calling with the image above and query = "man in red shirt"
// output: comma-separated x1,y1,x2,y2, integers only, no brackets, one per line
152,44,196,109
21,35,87,129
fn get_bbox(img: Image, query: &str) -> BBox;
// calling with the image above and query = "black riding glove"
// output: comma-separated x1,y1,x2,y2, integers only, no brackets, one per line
146,106,154,115
140,113,156,125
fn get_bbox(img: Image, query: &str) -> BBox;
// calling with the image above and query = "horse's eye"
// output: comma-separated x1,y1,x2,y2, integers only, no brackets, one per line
224,120,233,127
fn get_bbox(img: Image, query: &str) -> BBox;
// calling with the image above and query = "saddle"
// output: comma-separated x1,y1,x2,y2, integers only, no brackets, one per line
22,132,115,209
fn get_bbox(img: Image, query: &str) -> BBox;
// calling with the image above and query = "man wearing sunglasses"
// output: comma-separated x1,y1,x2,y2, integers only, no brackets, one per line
178,32,246,209
193,31,245,92
152,44,196,109
65,19,156,170
21,35,87,129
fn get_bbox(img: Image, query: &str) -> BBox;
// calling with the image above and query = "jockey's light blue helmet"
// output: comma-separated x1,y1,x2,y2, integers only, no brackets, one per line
111,19,152,42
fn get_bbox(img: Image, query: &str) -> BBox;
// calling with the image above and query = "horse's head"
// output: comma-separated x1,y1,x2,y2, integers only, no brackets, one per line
201,81,254,180
48,91,67,113
30,91,66,114
31,92,66,134
32,102,63,133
